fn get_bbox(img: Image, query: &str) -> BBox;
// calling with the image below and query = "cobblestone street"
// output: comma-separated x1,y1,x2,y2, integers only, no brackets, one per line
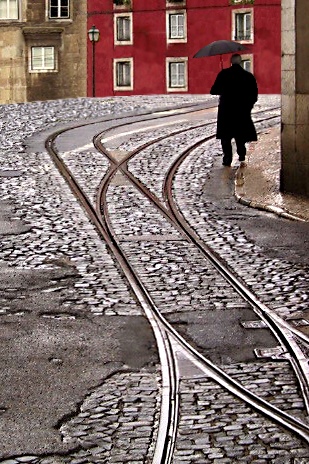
0,95,309,463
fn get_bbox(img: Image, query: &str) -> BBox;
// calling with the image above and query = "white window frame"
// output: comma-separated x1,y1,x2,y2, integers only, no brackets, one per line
166,57,188,92
232,8,254,44
0,0,19,20
166,10,187,43
47,0,70,20
114,12,133,45
240,54,254,73
114,58,133,91
29,46,57,73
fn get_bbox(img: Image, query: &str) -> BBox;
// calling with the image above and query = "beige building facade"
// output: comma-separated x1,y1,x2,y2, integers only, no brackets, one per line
281,0,309,197
0,0,87,103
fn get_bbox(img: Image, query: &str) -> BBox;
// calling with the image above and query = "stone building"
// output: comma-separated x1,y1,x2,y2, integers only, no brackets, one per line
281,0,309,197
0,0,87,103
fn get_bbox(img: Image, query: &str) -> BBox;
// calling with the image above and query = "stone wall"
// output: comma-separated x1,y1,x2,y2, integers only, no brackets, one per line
0,28,27,103
281,0,309,197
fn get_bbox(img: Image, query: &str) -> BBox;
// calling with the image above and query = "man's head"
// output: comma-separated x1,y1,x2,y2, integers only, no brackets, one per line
231,54,242,65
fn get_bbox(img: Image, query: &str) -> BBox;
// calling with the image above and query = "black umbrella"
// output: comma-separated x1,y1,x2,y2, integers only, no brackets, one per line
193,40,246,69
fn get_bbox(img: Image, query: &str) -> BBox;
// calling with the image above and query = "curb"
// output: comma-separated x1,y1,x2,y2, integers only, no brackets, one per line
234,190,307,222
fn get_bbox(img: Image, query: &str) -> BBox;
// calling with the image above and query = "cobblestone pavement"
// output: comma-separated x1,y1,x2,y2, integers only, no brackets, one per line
175,136,309,322
0,95,309,463
0,95,208,463
174,374,309,464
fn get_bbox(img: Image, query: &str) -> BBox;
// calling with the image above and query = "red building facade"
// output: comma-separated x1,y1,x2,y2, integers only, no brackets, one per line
87,0,281,97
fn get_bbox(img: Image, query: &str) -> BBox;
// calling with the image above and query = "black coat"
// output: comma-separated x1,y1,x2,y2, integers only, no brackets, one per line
210,64,258,141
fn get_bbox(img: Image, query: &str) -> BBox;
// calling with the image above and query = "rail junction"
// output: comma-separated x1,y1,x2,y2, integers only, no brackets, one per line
0,95,308,463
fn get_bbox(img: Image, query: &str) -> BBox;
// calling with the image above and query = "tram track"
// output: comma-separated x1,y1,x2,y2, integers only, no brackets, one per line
45,104,309,462
95,109,309,449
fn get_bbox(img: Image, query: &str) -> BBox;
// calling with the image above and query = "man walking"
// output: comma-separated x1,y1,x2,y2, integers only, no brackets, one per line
210,53,258,167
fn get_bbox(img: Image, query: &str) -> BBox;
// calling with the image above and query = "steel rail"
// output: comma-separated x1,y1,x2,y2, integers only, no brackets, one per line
43,99,216,159
161,126,308,351
96,109,307,348
96,150,309,449
162,126,309,406
92,161,180,463
45,103,219,464
45,138,180,464
94,109,281,228
93,110,309,444
45,106,309,462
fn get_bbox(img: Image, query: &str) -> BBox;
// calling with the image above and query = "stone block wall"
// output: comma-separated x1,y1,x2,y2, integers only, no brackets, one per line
0,28,27,103
281,0,309,197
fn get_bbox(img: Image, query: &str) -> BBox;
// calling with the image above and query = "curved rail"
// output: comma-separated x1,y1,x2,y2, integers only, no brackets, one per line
163,131,309,411
45,105,309,463
93,109,309,443
45,103,216,463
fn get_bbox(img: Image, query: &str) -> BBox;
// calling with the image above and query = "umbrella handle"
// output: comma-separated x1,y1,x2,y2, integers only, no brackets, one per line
220,55,223,70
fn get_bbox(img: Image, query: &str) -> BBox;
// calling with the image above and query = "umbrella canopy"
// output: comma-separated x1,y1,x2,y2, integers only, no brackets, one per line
193,40,246,58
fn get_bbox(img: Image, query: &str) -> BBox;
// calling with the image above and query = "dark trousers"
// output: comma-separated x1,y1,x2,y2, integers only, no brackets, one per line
221,138,246,164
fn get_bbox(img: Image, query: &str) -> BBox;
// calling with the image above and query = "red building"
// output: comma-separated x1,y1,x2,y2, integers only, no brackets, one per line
87,0,281,97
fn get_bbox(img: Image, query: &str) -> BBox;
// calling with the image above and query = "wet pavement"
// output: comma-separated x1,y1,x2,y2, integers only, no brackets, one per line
0,95,308,463
235,125,309,222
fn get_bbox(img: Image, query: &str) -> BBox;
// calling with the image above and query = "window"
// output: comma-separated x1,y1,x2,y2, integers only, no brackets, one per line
0,0,19,19
114,58,133,90
166,58,188,92
31,47,56,71
240,55,253,73
235,13,251,40
114,13,133,44
49,0,69,19
169,13,184,39
241,59,251,72
233,10,253,42
167,11,187,42
169,62,185,87
113,0,132,8
117,16,130,41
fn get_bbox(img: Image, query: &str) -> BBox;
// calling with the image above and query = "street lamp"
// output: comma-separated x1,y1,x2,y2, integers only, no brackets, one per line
88,25,100,97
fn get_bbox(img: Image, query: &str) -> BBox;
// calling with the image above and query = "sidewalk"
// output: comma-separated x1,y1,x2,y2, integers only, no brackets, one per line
234,126,309,222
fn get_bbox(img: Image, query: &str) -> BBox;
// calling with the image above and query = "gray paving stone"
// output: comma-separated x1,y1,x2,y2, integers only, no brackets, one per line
0,95,308,463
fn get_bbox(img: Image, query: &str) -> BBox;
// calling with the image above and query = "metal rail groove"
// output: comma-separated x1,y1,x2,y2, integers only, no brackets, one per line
93,110,309,443
95,109,308,349
96,158,309,449
45,104,216,463
44,105,309,463
163,132,309,413
46,135,178,463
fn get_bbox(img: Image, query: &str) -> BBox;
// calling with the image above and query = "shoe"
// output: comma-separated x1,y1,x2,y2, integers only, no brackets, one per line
222,156,232,166
239,161,247,167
